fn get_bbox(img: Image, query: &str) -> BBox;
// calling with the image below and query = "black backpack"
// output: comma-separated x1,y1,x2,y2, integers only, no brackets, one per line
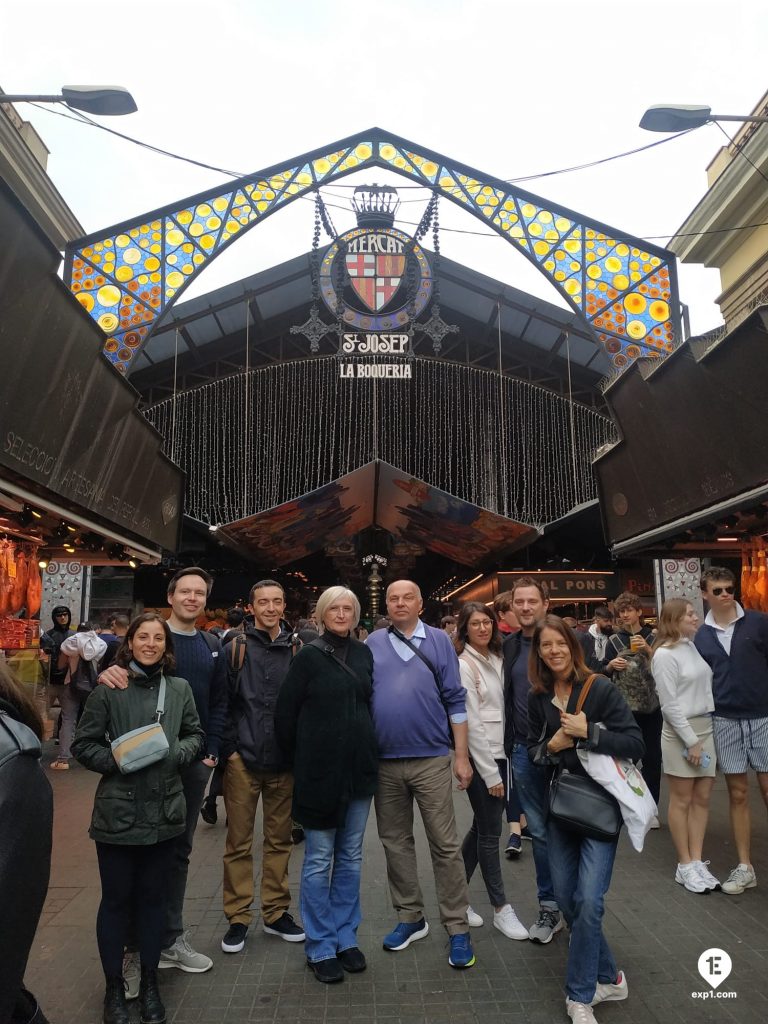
70,657,98,697
0,710,41,767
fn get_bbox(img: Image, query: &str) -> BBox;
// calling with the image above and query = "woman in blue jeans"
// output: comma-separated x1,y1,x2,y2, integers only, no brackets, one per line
527,616,644,1024
275,587,378,984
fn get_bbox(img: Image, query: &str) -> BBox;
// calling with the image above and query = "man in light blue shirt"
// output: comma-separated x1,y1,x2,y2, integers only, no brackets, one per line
367,580,475,969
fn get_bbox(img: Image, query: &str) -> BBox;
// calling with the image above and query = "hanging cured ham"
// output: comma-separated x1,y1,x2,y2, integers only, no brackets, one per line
26,560,42,617
741,549,751,608
9,549,28,615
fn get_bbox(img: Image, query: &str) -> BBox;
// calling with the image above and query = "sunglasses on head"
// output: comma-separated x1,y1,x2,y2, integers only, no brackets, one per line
711,585,734,596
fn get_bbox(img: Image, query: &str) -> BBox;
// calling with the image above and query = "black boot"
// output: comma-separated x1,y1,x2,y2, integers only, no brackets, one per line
103,977,129,1024
139,967,166,1024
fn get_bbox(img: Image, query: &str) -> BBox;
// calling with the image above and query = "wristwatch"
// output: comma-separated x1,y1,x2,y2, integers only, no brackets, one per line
206,754,219,765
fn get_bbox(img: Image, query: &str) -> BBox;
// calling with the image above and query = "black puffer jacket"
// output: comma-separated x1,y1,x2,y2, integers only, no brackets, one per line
223,621,296,772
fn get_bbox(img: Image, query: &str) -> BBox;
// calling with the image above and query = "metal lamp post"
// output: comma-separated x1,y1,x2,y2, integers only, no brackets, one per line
640,104,768,132
0,85,137,116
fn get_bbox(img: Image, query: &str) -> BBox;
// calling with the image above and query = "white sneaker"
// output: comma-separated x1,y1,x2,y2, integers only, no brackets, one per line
566,997,597,1023
675,862,709,894
721,864,757,895
466,905,484,927
159,931,213,972
591,970,628,1006
693,860,721,891
493,905,528,940
122,951,139,1000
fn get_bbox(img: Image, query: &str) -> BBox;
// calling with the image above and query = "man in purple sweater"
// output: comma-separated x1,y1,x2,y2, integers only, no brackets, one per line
367,580,475,969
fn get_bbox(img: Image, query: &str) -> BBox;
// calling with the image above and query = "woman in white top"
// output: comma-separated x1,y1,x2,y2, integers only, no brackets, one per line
651,599,719,894
455,602,527,940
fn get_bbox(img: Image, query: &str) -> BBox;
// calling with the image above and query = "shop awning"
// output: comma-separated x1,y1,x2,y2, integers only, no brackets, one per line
0,179,183,559
215,460,538,566
594,307,768,555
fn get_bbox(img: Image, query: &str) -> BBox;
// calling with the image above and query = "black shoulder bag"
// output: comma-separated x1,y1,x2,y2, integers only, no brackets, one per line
388,626,455,747
309,638,363,684
547,675,622,843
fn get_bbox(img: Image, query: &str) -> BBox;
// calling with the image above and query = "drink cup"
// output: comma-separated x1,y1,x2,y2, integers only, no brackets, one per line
630,634,644,652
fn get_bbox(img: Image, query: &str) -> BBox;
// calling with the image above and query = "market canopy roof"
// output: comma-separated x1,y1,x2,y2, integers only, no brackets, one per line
214,460,538,567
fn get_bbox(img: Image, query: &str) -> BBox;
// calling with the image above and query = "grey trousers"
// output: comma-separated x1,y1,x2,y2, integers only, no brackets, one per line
375,755,469,935
163,760,211,947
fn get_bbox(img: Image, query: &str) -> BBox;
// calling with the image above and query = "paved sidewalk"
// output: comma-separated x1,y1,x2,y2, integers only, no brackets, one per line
27,747,768,1024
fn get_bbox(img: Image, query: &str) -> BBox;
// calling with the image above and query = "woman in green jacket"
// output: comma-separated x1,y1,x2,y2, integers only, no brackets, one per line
275,587,378,985
73,613,203,1024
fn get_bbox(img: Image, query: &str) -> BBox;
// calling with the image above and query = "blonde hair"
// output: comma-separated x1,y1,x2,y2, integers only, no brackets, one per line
651,598,691,653
314,586,361,632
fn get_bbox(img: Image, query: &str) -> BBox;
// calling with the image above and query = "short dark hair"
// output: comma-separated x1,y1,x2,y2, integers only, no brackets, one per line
454,601,502,657
493,590,515,614
441,615,457,627
594,605,613,620
112,614,130,630
529,614,589,694
250,579,285,603
167,566,213,597
116,613,176,674
226,607,245,627
700,566,736,591
510,576,550,602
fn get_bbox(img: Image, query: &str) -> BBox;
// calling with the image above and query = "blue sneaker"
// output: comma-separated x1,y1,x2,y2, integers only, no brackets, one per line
505,833,522,858
382,919,429,951
448,932,476,969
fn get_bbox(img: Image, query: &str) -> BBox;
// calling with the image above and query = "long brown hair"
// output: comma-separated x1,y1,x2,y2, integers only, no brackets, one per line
529,614,589,694
0,660,45,740
454,602,502,656
652,599,691,653
116,613,176,674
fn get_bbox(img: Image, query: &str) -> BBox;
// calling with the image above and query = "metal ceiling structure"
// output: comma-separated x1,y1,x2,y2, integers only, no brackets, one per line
130,248,613,408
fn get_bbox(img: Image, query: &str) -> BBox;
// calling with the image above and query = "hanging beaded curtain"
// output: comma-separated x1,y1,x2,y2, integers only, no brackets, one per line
144,357,615,528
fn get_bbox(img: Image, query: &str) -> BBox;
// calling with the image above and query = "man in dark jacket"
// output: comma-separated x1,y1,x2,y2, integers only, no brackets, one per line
695,566,768,895
503,577,564,945
219,580,305,955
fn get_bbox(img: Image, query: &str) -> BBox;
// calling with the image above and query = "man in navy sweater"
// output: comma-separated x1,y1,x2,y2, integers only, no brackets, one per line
695,565,768,895
367,580,475,969
100,567,227,986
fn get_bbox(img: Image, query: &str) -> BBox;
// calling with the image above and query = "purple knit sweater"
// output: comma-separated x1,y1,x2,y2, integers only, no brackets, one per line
367,625,466,758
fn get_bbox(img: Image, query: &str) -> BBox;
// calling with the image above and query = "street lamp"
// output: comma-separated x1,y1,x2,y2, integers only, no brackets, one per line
640,104,768,132
0,85,137,116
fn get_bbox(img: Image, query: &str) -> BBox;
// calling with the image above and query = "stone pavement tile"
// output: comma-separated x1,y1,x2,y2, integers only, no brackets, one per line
25,751,768,1023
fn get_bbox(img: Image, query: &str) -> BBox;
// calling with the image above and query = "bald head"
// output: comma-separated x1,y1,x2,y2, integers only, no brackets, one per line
386,579,424,635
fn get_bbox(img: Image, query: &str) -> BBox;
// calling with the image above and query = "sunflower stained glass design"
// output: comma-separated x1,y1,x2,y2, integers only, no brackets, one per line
66,131,679,375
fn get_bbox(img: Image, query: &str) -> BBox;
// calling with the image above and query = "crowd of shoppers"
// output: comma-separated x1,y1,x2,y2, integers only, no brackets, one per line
6,563,765,1024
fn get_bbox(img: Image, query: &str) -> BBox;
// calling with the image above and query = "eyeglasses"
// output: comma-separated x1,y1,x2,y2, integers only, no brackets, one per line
711,585,735,596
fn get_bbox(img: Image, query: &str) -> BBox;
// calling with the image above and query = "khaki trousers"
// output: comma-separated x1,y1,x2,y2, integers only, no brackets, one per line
375,755,469,935
223,753,294,926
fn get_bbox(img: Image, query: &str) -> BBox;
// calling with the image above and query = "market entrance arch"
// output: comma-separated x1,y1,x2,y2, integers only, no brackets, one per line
64,128,680,377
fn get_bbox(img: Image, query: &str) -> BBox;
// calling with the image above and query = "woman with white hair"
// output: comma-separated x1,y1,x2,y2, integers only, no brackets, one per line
275,586,378,985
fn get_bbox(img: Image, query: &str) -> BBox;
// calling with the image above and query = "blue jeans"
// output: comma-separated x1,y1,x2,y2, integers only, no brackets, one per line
300,798,371,963
511,742,556,907
547,820,619,1003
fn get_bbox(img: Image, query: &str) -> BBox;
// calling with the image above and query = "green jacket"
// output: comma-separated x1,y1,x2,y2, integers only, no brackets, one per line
275,638,378,829
72,667,203,845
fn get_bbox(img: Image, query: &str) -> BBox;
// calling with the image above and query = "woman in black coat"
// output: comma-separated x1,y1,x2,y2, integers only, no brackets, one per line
527,616,644,1024
0,662,52,1024
275,586,378,985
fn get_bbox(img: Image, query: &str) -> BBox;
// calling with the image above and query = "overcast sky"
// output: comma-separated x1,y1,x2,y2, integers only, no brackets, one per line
3,0,767,336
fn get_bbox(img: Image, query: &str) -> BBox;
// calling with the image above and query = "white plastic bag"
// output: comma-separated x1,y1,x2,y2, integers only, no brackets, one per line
576,749,657,852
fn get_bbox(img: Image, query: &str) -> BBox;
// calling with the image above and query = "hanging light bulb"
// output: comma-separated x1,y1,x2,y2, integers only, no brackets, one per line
128,558,138,569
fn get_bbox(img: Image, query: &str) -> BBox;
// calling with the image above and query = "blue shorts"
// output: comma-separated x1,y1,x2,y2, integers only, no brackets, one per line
713,715,768,773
